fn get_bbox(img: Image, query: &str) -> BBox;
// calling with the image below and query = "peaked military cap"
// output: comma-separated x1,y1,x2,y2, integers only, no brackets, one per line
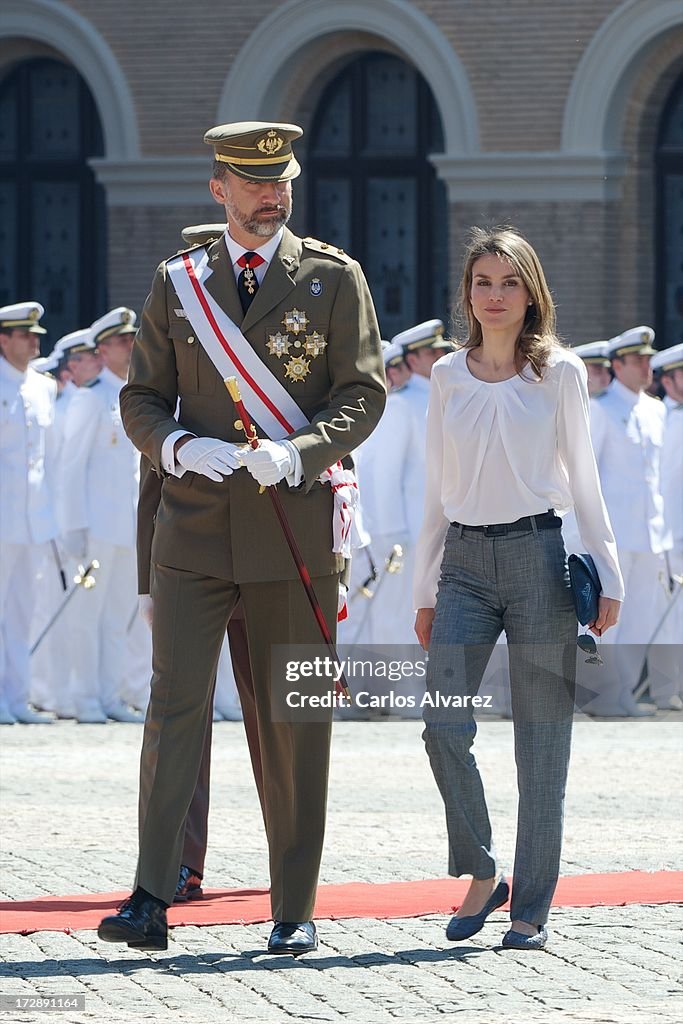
573,341,610,366
205,121,302,182
393,319,451,356
90,307,137,344
608,326,656,359
0,302,47,334
650,343,683,375
30,351,60,374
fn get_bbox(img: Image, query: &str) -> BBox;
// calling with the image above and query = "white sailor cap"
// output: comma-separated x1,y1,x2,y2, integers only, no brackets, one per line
608,326,656,359
382,341,405,368
650,343,683,375
55,329,97,358
90,306,137,345
393,319,452,356
573,341,610,366
30,351,60,374
0,301,47,334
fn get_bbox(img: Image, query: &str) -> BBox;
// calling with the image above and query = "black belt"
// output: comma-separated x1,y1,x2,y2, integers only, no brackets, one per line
450,510,561,536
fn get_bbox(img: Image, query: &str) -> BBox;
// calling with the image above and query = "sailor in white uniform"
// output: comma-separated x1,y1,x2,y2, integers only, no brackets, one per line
395,319,453,426
29,331,94,718
647,343,683,709
59,308,142,723
587,327,671,716
0,303,57,724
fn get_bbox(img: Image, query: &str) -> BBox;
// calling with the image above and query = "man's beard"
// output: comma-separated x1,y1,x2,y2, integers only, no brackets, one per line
226,196,291,238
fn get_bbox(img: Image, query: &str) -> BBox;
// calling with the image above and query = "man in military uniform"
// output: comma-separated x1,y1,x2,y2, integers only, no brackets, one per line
0,303,57,725
586,327,670,716
98,122,385,955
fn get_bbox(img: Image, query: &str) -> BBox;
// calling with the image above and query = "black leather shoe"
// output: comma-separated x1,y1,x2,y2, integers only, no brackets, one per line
174,865,204,903
267,920,318,955
98,888,168,951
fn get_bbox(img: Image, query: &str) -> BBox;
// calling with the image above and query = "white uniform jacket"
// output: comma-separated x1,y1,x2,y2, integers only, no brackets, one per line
591,379,671,555
59,367,139,548
0,358,57,544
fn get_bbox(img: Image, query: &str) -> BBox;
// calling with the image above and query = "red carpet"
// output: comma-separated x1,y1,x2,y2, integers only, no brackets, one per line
0,872,681,937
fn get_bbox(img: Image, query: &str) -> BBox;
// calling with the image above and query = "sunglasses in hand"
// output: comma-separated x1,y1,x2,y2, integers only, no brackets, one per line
577,633,603,665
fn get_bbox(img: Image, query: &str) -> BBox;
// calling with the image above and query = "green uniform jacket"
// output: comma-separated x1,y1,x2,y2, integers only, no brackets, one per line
120,228,386,583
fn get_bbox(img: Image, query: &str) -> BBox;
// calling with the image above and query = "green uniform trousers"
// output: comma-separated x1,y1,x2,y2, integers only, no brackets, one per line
136,564,338,921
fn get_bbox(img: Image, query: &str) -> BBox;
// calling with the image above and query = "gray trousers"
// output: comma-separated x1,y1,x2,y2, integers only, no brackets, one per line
424,520,577,926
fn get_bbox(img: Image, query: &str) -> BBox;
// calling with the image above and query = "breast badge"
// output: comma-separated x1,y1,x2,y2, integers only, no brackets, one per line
282,308,310,334
267,332,291,358
304,331,327,357
284,355,311,383
310,278,323,297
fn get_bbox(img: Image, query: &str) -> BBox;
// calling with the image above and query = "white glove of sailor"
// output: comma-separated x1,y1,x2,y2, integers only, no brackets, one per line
240,440,295,486
176,437,242,482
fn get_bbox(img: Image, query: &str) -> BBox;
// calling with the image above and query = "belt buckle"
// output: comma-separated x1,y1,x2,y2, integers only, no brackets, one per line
484,523,505,536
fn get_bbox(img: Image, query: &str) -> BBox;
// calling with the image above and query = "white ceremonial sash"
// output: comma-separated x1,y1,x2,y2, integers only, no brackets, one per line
167,245,359,559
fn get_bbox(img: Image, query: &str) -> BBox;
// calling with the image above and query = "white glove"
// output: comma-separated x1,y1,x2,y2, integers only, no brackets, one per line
63,528,88,561
139,594,153,631
240,440,294,486
176,437,242,482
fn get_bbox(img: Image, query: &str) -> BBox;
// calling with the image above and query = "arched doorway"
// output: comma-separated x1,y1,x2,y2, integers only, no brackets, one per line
0,57,106,349
656,71,683,347
307,53,447,340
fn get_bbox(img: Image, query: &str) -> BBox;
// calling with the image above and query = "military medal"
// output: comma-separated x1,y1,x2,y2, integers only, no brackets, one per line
284,355,311,382
243,266,257,295
282,308,310,334
304,331,327,357
267,332,291,358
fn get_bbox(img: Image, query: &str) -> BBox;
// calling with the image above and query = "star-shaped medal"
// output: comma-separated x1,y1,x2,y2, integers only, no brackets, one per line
267,332,291,358
304,331,327,357
284,355,311,382
282,308,310,334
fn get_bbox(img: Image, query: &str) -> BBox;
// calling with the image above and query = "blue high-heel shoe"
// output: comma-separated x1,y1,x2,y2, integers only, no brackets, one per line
446,879,509,941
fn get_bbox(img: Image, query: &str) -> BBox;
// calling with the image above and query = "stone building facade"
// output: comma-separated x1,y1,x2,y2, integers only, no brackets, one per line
1,0,682,349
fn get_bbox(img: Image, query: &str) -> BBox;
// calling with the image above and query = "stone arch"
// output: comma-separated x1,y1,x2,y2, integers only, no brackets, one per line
216,0,479,156
562,0,683,153
1,0,139,159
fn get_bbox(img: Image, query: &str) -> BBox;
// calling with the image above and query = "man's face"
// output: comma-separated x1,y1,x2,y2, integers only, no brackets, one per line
585,363,612,397
98,334,134,378
406,347,444,379
0,328,40,371
612,353,652,393
661,367,683,405
386,363,411,391
66,350,102,386
210,171,292,240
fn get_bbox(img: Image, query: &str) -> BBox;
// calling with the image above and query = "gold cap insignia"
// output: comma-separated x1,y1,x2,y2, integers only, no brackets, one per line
257,129,284,156
29,308,39,322
122,309,134,325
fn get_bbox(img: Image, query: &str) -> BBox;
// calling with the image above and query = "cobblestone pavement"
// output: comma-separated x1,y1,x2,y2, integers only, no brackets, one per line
1,718,682,1023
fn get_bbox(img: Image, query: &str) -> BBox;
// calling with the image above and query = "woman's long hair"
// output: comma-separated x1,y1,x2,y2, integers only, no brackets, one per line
457,225,560,379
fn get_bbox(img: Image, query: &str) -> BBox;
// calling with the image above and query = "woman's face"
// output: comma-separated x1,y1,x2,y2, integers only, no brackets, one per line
469,253,531,335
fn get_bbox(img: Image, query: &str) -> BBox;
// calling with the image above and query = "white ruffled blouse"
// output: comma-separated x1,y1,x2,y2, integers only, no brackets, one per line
413,346,624,608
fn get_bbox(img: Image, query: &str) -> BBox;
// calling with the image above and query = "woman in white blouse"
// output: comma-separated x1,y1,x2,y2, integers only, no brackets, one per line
414,226,623,950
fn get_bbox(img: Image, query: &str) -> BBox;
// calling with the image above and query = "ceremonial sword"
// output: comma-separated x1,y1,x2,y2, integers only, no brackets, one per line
225,376,351,701
30,560,99,656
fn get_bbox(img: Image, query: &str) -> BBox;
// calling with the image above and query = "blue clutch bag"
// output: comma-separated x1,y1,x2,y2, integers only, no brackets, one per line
567,553,602,625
